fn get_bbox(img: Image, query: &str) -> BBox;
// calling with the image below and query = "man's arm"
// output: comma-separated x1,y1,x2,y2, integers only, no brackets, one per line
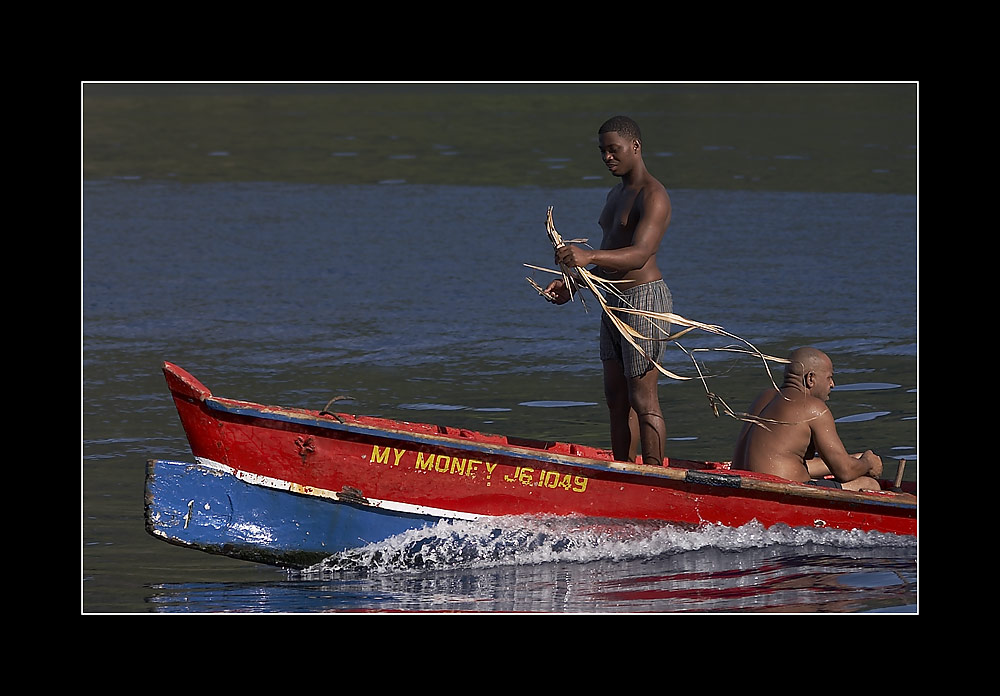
556,191,670,272
808,452,875,478
806,458,833,478
809,407,883,482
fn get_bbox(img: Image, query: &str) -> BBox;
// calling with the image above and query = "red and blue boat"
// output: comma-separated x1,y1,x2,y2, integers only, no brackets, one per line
144,362,917,569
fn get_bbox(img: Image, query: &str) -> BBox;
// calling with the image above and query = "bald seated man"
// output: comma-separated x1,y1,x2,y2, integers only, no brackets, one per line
732,347,883,491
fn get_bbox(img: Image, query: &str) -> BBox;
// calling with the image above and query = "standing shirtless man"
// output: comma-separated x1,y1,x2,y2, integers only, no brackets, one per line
732,347,883,491
544,116,673,466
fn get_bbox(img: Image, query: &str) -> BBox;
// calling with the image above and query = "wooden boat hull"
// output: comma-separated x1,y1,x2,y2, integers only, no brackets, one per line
144,459,440,568
147,362,917,568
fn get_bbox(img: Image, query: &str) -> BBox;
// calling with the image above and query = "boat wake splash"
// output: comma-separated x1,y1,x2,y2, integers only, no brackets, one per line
294,515,915,577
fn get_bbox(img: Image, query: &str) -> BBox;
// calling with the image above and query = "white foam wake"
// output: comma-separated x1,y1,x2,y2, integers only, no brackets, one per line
296,515,915,576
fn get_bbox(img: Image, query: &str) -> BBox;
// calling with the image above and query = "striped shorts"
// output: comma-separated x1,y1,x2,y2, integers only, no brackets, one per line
599,279,673,379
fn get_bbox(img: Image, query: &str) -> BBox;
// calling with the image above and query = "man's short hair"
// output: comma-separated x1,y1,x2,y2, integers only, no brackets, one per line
599,115,642,143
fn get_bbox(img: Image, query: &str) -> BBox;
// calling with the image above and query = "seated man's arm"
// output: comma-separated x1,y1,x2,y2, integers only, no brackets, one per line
806,457,832,478
809,408,882,482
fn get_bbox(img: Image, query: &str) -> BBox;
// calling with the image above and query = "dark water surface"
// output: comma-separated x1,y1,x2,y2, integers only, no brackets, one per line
82,84,918,613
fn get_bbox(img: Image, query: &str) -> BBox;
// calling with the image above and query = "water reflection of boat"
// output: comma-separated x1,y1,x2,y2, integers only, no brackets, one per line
144,362,917,569
145,540,918,613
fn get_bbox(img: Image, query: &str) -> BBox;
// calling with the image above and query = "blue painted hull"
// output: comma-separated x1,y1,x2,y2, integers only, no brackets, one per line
144,460,443,568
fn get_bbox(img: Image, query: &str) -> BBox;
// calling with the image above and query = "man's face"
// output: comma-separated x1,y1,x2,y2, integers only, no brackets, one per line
598,131,639,177
810,359,836,401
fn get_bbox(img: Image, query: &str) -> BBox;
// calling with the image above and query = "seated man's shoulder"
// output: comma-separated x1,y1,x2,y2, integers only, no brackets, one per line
801,395,835,421
747,387,779,416
765,391,826,422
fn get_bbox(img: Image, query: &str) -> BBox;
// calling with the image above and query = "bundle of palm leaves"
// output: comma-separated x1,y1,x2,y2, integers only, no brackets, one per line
525,206,789,426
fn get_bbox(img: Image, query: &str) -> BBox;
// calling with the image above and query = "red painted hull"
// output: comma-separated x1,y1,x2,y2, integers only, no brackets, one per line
163,362,917,537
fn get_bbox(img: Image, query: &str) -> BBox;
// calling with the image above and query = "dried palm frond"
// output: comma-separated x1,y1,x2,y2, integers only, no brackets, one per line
525,206,788,426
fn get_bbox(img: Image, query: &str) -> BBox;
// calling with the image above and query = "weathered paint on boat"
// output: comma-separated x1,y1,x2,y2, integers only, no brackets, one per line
144,458,441,568
146,362,916,568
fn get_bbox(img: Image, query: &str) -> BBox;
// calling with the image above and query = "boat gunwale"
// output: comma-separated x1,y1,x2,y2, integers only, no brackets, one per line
197,392,917,514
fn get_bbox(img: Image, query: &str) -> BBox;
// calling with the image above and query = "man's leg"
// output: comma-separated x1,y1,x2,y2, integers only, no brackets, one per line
627,369,665,467
603,358,637,462
840,477,881,492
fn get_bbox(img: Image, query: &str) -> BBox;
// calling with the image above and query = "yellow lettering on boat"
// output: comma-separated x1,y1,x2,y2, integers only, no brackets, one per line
413,451,474,477
415,451,436,471
372,445,409,468
371,445,390,465
435,455,451,473
369,445,588,492
504,465,588,492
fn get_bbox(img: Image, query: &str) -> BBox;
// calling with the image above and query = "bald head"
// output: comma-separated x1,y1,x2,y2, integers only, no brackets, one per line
787,347,831,377
783,347,835,399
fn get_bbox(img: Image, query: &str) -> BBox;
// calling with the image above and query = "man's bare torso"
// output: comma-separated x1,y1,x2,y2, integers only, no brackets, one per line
597,182,665,288
735,388,820,482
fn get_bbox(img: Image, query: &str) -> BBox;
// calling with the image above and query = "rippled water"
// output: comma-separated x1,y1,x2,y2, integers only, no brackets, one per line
83,181,917,613
148,519,915,613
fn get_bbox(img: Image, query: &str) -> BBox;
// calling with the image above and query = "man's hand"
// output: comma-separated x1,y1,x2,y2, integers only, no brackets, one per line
555,245,594,269
543,279,572,305
861,450,883,478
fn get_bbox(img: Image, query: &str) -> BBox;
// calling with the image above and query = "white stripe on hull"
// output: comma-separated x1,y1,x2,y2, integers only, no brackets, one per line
193,456,483,521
